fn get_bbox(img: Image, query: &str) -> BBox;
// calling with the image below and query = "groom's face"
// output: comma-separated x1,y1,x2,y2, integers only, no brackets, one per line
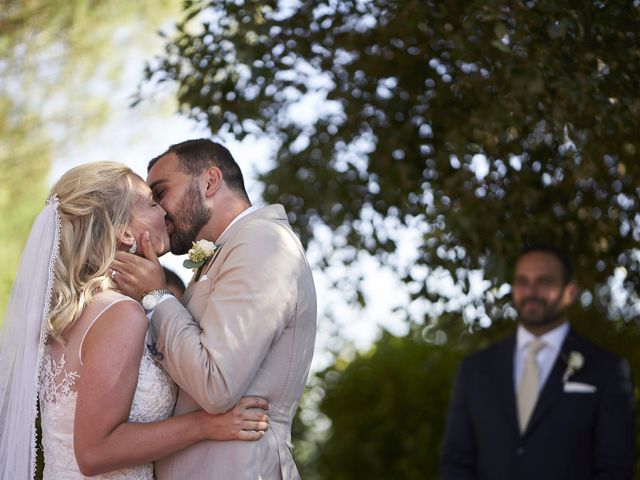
148,153,212,255
512,251,576,327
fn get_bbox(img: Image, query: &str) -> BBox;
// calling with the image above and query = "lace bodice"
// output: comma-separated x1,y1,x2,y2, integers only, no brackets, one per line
39,326,177,479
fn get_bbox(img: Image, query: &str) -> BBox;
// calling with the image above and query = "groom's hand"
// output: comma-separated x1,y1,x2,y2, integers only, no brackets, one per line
112,231,165,300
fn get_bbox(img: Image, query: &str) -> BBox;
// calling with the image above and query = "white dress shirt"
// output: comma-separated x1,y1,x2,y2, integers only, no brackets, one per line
513,321,569,393
215,205,258,243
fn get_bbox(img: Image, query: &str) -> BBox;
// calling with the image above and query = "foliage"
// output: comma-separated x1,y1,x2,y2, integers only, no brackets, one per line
146,0,640,321
298,312,640,479
310,330,467,480
0,104,50,316
0,0,180,315
291,322,503,479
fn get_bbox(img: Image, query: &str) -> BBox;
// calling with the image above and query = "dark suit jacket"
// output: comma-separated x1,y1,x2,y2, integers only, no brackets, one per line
440,329,635,480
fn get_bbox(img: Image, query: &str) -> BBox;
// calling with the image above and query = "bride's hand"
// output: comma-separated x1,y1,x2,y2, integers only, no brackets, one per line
199,396,270,441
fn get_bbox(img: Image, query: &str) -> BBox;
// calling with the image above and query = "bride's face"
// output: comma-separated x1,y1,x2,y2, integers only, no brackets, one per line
127,177,171,255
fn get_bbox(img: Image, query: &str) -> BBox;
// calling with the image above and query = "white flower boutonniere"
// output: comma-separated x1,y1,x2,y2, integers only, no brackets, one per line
562,351,584,383
183,239,217,269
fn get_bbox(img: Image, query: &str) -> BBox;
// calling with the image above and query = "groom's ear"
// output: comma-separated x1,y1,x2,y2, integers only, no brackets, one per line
203,166,223,198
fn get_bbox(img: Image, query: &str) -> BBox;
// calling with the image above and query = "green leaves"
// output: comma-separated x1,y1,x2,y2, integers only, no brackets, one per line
182,259,204,269
315,330,463,479
296,321,508,479
146,0,640,321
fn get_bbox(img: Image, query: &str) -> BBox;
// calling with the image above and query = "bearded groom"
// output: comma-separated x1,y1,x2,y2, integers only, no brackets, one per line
114,139,317,479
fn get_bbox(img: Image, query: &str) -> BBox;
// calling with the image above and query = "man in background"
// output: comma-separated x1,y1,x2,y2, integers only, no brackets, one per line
440,245,635,480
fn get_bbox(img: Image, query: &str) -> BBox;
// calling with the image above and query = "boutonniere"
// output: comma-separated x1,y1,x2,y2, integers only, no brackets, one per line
562,351,584,383
183,239,217,269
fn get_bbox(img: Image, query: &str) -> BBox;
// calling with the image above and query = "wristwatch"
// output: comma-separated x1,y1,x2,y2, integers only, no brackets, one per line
140,288,174,312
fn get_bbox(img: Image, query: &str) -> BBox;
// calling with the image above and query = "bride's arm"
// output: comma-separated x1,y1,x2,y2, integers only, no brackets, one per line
73,301,268,477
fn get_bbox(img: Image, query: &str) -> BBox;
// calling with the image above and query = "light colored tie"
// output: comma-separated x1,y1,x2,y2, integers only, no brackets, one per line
517,338,545,432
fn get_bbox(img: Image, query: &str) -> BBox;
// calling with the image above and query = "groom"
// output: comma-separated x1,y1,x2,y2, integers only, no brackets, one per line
113,139,317,479
440,245,635,480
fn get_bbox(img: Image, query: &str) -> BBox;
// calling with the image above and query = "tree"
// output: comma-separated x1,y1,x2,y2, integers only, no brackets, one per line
146,0,640,323
147,5,640,474
302,329,472,479
0,0,179,317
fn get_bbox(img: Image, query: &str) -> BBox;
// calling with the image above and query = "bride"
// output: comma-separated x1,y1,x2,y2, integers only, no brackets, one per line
0,162,269,479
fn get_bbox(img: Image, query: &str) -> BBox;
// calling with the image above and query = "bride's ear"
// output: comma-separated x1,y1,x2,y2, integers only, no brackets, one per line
118,231,136,251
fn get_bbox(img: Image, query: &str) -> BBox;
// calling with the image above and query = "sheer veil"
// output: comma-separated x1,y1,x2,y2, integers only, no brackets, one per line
0,195,61,479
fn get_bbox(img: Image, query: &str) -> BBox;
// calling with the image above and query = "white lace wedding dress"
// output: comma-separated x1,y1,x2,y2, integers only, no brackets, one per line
39,292,177,479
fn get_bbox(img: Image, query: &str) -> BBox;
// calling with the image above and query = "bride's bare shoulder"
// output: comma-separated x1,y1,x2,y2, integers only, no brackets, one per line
78,292,147,363
87,290,143,314
79,290,146,334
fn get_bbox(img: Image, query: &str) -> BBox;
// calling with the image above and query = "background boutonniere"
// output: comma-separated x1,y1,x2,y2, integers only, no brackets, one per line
562,351,584,383
183,239,217,269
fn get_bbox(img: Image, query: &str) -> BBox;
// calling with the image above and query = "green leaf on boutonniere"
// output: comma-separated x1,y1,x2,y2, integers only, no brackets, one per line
183,239,217,270
183,259,205,269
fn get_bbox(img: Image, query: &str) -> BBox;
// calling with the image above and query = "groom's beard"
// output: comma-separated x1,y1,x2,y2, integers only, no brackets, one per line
514,289,567,327
168,181,212,255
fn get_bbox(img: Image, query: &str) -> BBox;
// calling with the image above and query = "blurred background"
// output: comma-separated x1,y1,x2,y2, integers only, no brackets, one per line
2,1,639,478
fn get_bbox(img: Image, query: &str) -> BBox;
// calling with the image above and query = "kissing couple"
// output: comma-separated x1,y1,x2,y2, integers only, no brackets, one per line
0,138,317,479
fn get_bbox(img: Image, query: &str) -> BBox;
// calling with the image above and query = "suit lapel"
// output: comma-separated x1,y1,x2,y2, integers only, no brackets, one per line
198,244,224,279
181,205,288,306
181,247,222,306
492,335,520,435
198,204,288,281
523,329,577,435
181,271,200,305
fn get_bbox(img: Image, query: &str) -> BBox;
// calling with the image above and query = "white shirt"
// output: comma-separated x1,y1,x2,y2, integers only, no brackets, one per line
513,321,569,393
215,205,258,243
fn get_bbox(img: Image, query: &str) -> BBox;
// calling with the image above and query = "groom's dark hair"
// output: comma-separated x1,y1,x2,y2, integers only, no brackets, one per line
515,243,573,285
149,138,249,201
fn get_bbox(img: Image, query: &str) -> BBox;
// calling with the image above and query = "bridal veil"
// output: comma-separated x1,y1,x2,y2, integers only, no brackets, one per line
0,195,60,479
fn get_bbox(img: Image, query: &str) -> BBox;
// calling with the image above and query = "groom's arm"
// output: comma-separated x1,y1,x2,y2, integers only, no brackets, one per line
440,359,477,480
151,222,300,413
592,357,635,479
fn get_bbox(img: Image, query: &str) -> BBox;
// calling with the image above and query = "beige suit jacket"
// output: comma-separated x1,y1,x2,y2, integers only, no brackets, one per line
151,205,317,480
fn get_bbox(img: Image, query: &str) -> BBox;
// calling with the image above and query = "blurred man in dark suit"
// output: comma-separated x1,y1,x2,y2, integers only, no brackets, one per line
440,245,635,480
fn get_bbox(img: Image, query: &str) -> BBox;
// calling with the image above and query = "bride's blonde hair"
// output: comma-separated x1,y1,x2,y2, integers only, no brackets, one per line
46,161,139,341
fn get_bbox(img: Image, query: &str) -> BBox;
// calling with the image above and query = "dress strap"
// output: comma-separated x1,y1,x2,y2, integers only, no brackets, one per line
78,297,144,366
